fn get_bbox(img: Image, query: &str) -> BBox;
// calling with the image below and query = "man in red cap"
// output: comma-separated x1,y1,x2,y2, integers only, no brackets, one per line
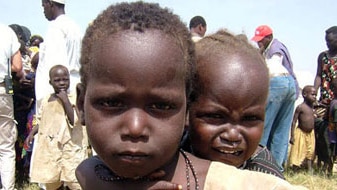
251,25,299,172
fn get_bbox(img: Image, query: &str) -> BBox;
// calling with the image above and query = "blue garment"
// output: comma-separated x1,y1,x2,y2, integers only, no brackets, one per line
260,75,296,170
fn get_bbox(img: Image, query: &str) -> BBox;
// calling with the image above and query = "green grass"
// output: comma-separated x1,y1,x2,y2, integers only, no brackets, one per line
18,167,337,190
284,167,337,190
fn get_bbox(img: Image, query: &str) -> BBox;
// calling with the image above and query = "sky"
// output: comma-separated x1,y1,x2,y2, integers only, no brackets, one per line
1,0,337,89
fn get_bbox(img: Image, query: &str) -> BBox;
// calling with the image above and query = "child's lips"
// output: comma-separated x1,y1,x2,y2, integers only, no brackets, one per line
58,88,67,91
214,147,243,156
118,151,149,163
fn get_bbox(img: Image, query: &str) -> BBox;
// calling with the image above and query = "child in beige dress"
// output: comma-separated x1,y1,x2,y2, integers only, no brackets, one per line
26,65,88,190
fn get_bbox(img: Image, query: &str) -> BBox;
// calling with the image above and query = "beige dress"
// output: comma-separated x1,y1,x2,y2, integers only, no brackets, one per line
30,93,88,183
204,162,307,190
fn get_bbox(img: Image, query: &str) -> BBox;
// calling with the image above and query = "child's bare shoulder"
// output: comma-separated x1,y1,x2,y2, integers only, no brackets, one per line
76,156,106,189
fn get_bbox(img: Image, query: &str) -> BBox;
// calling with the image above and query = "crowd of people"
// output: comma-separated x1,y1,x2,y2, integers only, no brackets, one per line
1,0,337,190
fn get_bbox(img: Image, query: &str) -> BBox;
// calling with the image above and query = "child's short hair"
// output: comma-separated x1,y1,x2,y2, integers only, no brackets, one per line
80,1,195,98
302,85,314,97
49,64,69,78
191,29,267,101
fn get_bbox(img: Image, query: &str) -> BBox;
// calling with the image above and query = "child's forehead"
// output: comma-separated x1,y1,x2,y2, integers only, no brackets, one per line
92,30,185,68
306,87,316,92
88,30,186,82
200,54,265,76
50,66,69,76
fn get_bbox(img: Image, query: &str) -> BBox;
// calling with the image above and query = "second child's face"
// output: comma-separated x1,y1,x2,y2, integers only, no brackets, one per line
305,88,317,103
78,30,187,178
189,55,268,167
49,67,70,93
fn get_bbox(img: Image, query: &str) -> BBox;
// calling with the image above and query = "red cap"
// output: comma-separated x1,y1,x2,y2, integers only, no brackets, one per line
251,25,273,42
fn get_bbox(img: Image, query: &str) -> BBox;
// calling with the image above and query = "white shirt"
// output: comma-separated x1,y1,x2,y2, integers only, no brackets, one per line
265,54,289,76
0,24,20,82
191,32,203,42
263,39,289,77
35,14,83,107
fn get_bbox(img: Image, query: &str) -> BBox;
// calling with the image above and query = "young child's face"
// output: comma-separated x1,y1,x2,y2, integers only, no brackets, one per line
189,55,268,167
77,30,187,178
304,87,317,103
49,67,70,93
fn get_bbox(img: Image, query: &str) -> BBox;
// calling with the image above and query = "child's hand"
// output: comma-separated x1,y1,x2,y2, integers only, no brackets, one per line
146,169,182,190
148,181,182,190
56,90,68,102
20,78,33,88
25,133,34,149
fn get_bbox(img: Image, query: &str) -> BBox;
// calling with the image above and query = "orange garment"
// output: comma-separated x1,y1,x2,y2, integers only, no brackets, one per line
288,127,315,167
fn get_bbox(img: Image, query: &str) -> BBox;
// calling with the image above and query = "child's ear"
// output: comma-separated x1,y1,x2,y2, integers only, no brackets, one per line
302,93,306,98
49,80,52,85
197,24,203,33
76,83,86,125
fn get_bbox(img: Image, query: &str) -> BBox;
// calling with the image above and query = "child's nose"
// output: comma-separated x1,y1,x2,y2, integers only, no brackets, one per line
121,108,149,141
219,125,242,147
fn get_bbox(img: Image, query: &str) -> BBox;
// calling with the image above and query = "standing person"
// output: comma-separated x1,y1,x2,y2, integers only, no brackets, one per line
26,65,88,190
314,26,337,105
189,16,207,42
251,25,299,170
75,2,305,190
183,30,284,179
289,85,316,173
35,0,82,112
0,23,23,190
323,77,337,176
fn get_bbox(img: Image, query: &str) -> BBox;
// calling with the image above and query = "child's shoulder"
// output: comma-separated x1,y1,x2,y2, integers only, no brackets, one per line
76,156,106,189
76,155,100,176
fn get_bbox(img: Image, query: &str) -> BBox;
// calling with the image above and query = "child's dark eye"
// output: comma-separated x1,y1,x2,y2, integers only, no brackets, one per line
149,102,174,110
98,99,124,109
204,113,222,119
243,115,259,121
197,113,225,125
242,115,263,127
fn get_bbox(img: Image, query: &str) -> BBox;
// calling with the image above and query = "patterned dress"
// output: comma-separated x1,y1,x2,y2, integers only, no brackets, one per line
320,52,337,104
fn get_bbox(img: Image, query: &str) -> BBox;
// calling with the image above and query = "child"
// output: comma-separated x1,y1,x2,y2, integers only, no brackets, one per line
181,30,284,179
26,65,88,189
288,85,316,173
75,2,306,190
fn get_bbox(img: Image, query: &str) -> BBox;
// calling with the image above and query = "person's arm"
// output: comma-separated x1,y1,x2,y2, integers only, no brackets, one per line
290,105,301,144
11,50,22,72
56,91,75,125
25,124,39,149
10,50,25,80
333,104,337,128
314,52,324,92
